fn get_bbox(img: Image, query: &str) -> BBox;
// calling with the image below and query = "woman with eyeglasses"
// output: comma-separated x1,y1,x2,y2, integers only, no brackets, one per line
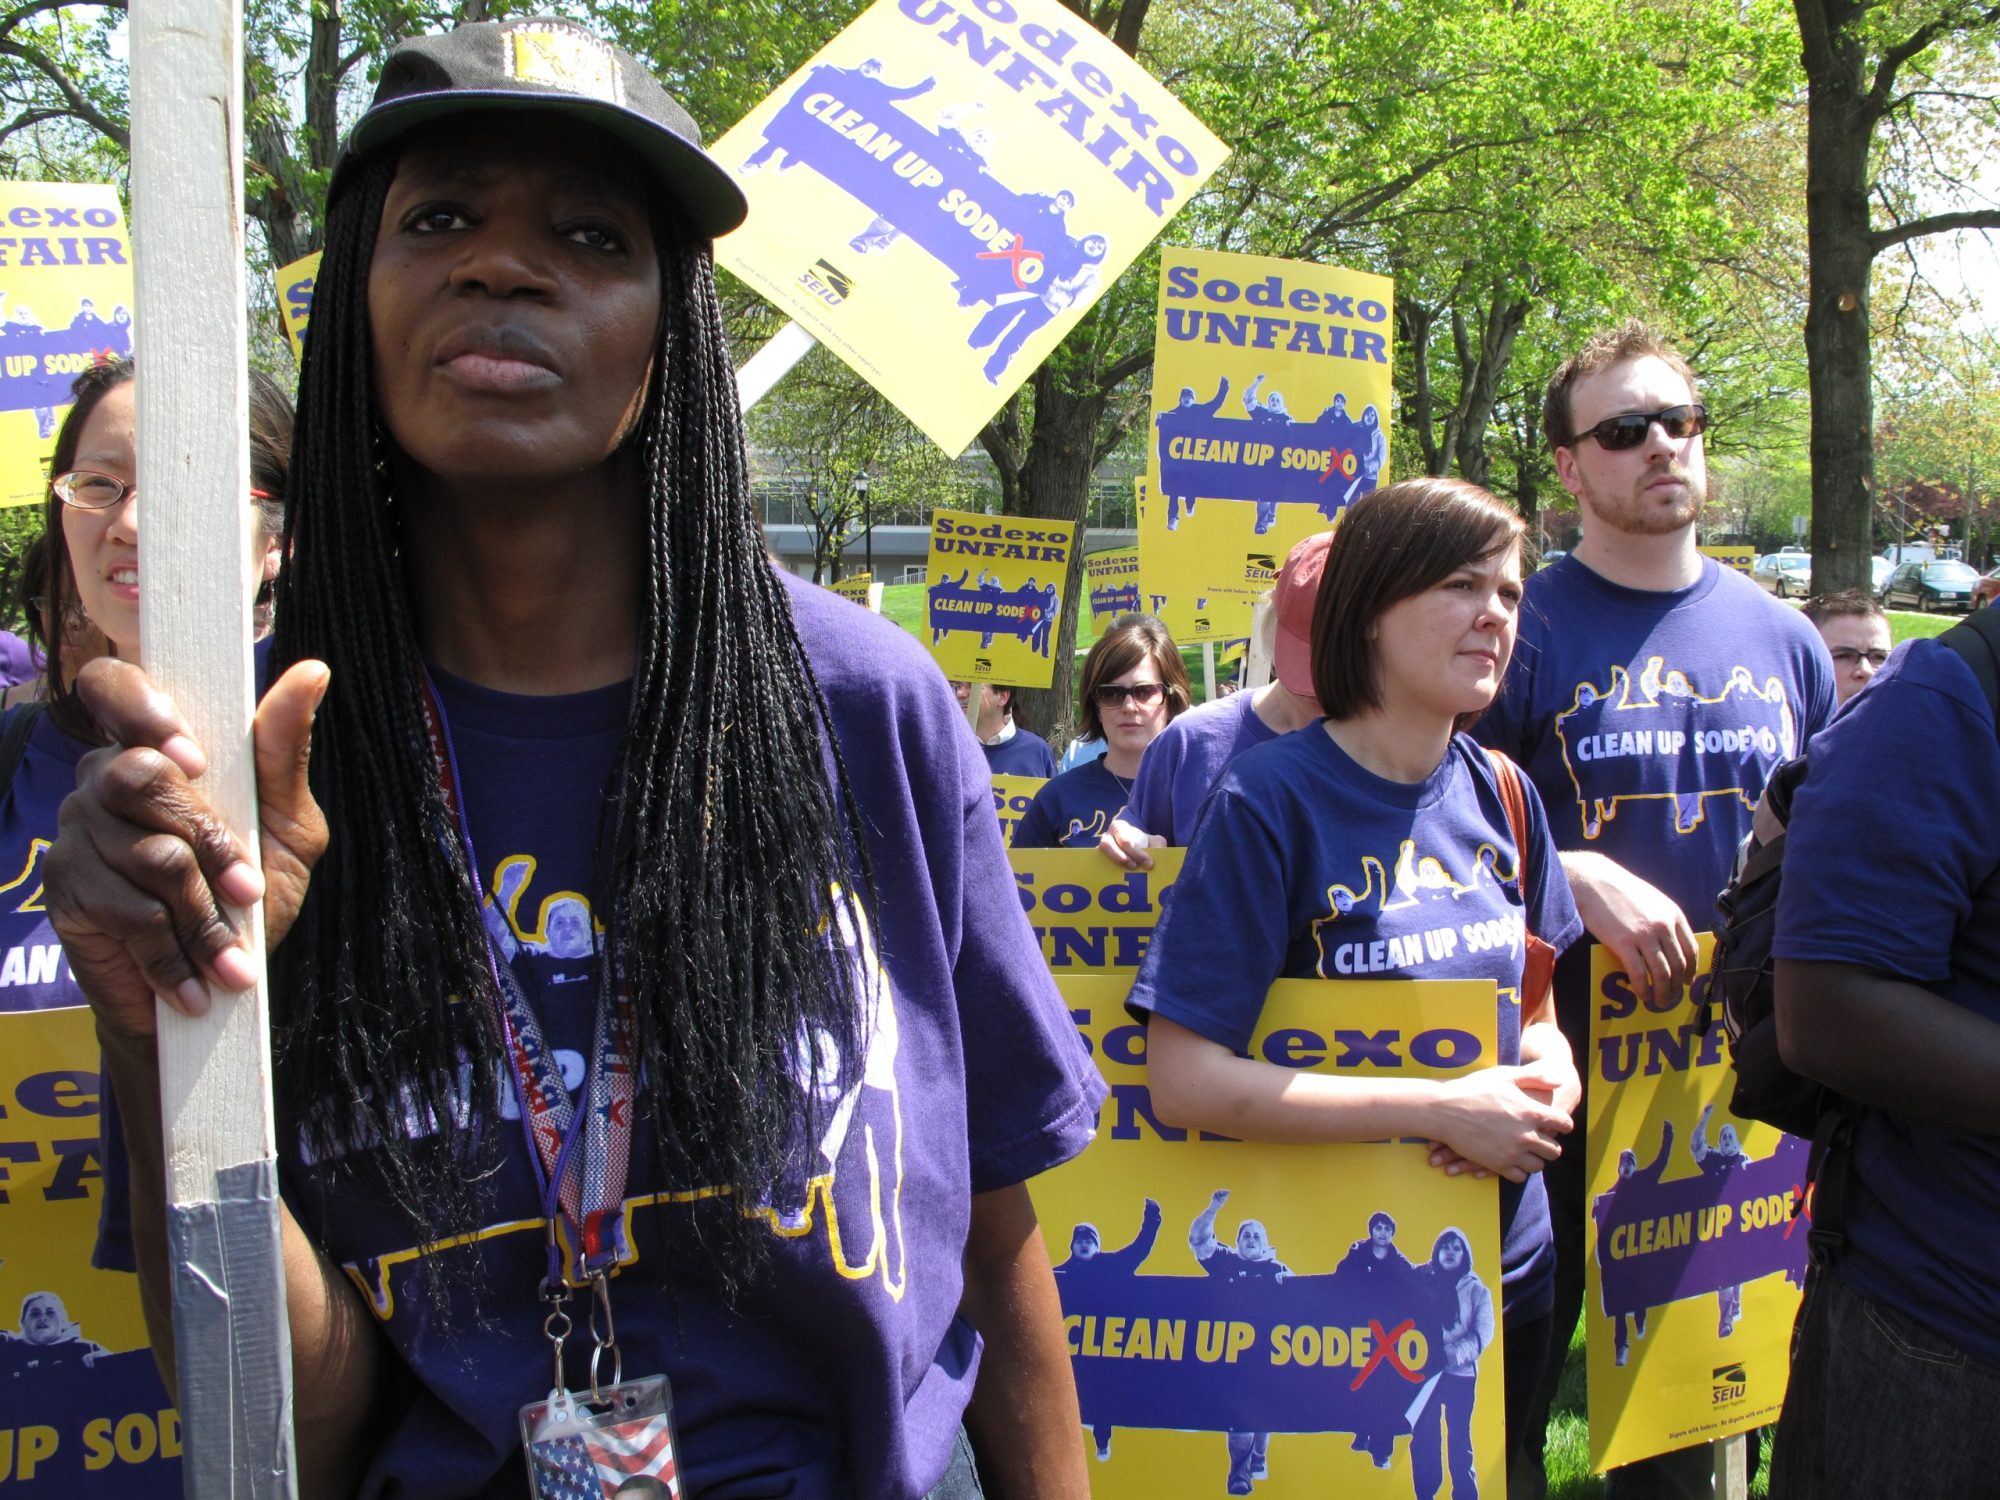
1127,478,1585,1487
1013,613,1191,849
0,358,290,1012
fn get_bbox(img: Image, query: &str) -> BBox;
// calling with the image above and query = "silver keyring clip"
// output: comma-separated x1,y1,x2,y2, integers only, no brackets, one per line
586,1271,621,1403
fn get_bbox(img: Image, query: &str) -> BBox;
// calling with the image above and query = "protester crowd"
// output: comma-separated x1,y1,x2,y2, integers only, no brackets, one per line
3,15,1994,1500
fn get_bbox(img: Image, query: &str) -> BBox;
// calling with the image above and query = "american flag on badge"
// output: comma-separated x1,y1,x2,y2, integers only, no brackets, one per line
529,1414,679,1499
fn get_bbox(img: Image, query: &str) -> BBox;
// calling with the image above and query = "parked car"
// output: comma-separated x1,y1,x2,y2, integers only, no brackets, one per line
1752,552,1813,599
1871,555,1894,594
1879,559,1980,613
1974,565,2000,610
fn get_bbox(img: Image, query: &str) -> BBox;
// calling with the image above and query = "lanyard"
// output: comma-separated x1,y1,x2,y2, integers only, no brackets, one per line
417,672,636,1288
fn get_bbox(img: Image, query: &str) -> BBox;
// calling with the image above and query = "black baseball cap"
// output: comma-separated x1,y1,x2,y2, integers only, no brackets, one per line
331,17,747,237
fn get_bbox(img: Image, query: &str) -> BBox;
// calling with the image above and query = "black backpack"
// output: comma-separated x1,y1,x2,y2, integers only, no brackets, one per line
1702,605,2000,1258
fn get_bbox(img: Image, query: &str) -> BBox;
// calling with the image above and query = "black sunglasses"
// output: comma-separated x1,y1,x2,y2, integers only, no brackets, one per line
1094,681,1166,708
1569,404,1708,451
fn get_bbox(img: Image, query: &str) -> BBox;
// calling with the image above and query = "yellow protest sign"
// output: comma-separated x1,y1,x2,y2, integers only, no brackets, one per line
1584,938,1803,1470
711,0,1228,453
991,773,1046,845
1699,546,1753,576
0,1008,181,1492
1141,248,1393,641
1032,975,1505,1496
273,251,321,364
923,507,1077,686
1085,547,1142,626
826,571,885,612
1009,847,1182,970
0,184,133,508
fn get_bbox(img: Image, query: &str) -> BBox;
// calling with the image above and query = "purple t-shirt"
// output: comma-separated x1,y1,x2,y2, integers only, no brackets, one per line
105,580,1104,1499
981,724,1056,779
0,630,41,691
1124,690,1277,846
1476,555,1834,931
1128,730,1584,1322
0,709,90,1013
1773,638,2000,1368
1011,755,1130,850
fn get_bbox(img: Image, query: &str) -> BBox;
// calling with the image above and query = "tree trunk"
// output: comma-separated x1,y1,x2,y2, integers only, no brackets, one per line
1796,0,1877,595
1397,300,1446,475
1450,289,1531,487
999,371,1106,749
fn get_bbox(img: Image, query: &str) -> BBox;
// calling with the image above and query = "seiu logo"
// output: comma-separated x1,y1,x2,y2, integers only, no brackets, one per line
1246,553,1276,572
799,258,853,306
1711,1361,1747,1403
975,657,993,673
1194,617,1211,631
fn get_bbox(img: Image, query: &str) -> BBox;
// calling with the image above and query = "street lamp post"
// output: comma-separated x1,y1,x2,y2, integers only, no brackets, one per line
856,472,873,580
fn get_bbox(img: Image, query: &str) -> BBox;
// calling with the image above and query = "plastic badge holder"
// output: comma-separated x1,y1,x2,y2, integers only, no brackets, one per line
522,1374,681,1499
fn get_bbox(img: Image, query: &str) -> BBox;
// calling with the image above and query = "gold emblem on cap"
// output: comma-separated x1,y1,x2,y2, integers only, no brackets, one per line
505,23,623,105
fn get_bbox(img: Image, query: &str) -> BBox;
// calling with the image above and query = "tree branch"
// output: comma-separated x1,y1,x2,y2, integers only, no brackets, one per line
1865,7,2000,122
1870,208,2000,254
0,0,120,46
0,37,126,147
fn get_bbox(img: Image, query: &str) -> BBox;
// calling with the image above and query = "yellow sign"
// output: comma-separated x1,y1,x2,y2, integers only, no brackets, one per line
1032,975,1505,1496
1085,547,1142,626
0,1008,180,1492
991,773,1047,845
1584,939,1803,1470
711,0,1228,453
923,506,1077,687
0,184,133,508
1008,847,1182,970
1141,248,1393,641
827,571,885,611
1699,546,1753,576
273,251,321,364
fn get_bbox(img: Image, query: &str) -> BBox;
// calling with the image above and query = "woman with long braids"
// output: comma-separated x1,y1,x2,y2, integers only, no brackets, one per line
52,20,1099,1498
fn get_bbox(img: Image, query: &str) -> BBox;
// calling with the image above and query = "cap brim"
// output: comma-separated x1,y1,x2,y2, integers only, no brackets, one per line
1272,619,1314,697
335,91,748,238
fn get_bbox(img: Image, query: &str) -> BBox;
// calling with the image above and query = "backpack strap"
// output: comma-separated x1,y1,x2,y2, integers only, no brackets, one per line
1937,607,2000,735
1480,745,1557,1014
0,702,44,799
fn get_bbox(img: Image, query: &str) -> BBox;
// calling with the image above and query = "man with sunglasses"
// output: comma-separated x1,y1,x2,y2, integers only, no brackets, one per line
1476,321,1834,1498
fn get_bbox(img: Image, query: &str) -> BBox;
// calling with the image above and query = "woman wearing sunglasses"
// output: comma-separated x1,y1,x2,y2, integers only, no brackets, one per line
0,357,289,1012
1013,613,1191,849
1128,478,1585,1486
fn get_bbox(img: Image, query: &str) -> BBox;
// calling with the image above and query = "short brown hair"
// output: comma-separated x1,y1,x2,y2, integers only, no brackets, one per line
1077,612,1191,741
1542,319,1698,450
1311,478,1525,725
1801,587,1884,627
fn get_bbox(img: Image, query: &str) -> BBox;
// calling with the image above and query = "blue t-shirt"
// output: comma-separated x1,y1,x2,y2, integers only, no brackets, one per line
1124,690,1276,845
1477,555,1834,932
1012,755,1132,850
0,709,90,1012
981,724,1056,780
1128,729,1584,1323
103,579,1104,1499
1773,638,2000,1368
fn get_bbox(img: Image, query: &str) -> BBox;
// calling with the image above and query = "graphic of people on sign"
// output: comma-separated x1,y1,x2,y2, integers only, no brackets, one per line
0,1291,106,1376
0,290,135,433
1596,1121,1675,1365
737,62,1114,374
1154,375,1385,536
1338,1213,1417,1468
1191,1189,1290,1495
1409,1228,1491,1500
1156,377,1231,531
1055,1198,1163,1460
928,570,1060,655
968,231,1110,384
1691,1104,1747,1337
1028,580,1059,658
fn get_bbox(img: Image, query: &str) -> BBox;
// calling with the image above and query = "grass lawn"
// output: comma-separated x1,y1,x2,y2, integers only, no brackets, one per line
1885,608,1962,643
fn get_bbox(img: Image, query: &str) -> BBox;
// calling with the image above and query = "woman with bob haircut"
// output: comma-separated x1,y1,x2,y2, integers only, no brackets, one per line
1127,477,1583,1480
1013,612,1190,849
48,18,1099,1498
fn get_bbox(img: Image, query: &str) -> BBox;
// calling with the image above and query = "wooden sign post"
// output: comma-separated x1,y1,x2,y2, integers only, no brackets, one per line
130,0,298,1492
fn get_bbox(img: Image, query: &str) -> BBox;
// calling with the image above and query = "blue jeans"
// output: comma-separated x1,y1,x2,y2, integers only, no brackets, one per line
1772,1269,2000,1498
922,1427,984,1500
1412,1373,1478,1499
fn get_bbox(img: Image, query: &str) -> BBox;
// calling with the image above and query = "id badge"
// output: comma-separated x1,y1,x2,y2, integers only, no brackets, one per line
522,1374,681,1499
